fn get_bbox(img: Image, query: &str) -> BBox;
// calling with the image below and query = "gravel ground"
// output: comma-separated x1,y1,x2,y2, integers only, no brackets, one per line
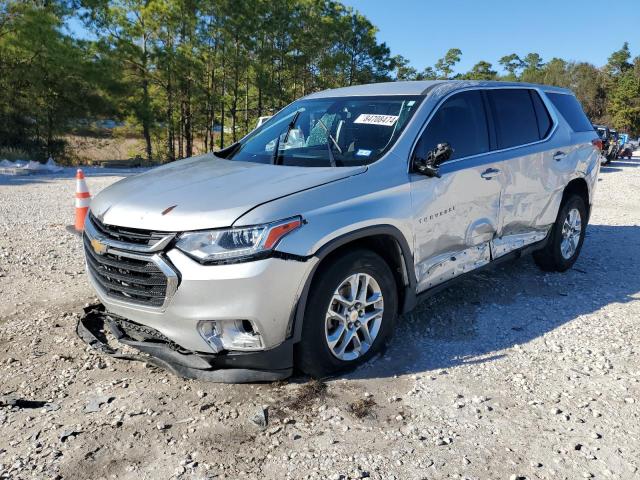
1,157,639,480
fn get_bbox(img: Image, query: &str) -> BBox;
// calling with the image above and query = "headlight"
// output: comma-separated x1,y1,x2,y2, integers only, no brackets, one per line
176,216,302,263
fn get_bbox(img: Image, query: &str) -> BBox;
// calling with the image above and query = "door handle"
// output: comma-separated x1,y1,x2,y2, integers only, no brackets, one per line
480,167,501,180
553,151,567,161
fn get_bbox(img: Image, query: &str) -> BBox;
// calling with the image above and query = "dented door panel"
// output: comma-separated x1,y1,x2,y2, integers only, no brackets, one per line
408,86,600,295
410,159,501,292
498,144,572,235
493,125,597,258
491,145,561,258
482,87,564,256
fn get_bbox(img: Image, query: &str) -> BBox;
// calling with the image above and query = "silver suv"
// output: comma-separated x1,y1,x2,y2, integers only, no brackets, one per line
80,80,601,382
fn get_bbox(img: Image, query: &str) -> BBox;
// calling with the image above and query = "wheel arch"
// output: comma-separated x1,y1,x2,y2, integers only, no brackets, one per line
563,177,591,221
288,225,417,344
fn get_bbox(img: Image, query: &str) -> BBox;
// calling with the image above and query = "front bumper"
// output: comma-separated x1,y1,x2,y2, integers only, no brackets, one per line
77,304,293,382
87,247,317,354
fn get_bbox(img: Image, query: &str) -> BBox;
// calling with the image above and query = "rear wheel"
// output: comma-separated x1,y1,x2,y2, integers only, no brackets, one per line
296,249,398,377
533,194,587,272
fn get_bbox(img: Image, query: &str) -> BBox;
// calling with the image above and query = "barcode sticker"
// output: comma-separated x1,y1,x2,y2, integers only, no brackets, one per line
353,114,399,126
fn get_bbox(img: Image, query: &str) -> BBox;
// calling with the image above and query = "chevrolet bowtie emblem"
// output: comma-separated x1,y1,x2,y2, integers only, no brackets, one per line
91,238,108,255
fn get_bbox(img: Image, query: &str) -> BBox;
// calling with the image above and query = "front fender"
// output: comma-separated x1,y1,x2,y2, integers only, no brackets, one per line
233,161,417,341
233,161,415,259
287,223,418,343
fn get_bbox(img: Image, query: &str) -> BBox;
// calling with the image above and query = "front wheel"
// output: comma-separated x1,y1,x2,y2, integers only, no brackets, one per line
533,194,587,272
295,249,398,378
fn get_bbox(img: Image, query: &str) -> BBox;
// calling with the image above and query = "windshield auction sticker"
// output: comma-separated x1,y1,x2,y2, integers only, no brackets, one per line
353,114,399,126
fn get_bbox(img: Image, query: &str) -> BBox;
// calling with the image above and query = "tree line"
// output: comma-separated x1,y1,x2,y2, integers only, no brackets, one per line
1,0,639,163
394,46,640,137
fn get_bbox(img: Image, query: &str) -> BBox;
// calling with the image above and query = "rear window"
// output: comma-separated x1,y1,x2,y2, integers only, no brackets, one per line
487,89,540,149
546,92,593,132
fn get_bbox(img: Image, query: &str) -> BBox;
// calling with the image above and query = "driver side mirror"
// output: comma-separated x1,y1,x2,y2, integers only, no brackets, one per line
414,142,453,178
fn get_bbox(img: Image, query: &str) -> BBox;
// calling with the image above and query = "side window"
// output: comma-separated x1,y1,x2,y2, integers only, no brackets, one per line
530,90,552,138
415,90,489,162
487,89,540,149
546,92,594,132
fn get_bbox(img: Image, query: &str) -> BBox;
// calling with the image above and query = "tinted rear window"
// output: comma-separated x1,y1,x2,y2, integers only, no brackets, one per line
487,89,540,149
415,90,490,161
546,92,593,132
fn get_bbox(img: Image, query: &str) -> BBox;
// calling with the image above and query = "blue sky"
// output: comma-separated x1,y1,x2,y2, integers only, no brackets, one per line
342,0,640,75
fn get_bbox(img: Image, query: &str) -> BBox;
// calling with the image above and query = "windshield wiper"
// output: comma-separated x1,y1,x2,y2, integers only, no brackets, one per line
315,118,341,167
272,110,301,165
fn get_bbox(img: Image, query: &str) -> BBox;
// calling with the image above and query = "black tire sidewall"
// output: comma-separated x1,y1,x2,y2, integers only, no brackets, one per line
296,250,398,376
549,195,587,271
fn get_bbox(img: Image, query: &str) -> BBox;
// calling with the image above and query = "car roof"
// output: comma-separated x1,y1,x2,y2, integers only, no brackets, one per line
303,80,573,99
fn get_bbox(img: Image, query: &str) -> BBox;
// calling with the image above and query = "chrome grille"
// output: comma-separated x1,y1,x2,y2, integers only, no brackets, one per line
83,214,178,309
83,235,168,307
89,213,169,247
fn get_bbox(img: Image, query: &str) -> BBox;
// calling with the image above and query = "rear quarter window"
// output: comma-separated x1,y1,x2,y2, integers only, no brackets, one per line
546,92,593,132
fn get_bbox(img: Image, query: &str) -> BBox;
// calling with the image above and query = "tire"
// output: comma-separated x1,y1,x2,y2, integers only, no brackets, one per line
533,194,587,272
295,249,398,378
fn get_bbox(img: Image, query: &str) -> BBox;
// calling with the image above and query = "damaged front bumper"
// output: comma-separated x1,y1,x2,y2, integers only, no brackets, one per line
77,304,293,383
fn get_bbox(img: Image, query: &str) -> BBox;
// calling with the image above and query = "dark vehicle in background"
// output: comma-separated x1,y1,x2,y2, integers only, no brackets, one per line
594,125,610,164
594,125,608,140
609,129,620,160
594,124,619,164
618,144,634,159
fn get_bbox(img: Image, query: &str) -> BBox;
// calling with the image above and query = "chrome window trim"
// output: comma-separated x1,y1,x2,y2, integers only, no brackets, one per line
86,214,175,253
84,221,179,312
408,85,560,172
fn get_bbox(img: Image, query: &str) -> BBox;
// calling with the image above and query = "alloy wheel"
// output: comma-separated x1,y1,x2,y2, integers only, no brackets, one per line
324,273,384,361
560,207,582,260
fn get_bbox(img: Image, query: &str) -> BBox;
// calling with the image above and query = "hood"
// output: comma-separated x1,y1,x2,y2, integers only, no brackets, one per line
91,154,366,231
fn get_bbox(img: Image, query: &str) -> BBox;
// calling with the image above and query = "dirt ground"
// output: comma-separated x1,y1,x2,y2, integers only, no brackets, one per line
1,156,639,480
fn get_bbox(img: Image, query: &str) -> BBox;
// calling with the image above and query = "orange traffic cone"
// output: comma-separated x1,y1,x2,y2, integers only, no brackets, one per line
75,169,91,232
